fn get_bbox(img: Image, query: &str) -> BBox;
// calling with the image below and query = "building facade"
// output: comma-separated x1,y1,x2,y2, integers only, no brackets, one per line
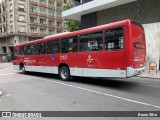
63,0,160,70
0,0,66,54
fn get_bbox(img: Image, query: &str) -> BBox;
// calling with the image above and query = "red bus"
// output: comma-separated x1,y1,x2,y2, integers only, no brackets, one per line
12,19,146,81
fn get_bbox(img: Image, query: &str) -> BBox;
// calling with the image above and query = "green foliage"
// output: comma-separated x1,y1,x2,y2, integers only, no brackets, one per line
63,0,81,32
67,19,81,32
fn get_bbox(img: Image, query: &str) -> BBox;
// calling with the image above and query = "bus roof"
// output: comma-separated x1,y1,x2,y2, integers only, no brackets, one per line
15,19,132,47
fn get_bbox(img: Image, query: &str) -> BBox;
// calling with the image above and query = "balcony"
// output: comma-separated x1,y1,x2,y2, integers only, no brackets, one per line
39,3,48,8
39,13,47,17
56,17,63,21
39,24,47,27
57,0,63,4
29,0,38,5
29,22,38,26
62,0,137,21
29,33,40,36
56,26,63,30
48,15,55,19
29,12,38,16
48,25,55,29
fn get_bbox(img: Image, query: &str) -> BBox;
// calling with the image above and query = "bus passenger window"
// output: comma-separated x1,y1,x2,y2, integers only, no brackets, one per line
35,42,46,55
61,36,78,53
19,46,25,55
105,28,124,50
47,40,60,54
80,32,102,52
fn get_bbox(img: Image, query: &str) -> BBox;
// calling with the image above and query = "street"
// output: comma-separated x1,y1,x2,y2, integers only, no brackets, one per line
0,63,160,119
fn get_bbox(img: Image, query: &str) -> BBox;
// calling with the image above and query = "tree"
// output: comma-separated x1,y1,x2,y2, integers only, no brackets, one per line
63,0,81,32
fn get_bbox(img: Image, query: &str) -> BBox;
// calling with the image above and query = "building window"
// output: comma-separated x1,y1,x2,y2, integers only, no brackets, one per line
48,9,54,16
19,26,25,32
19,36,27,43
48,0,54,6
64,23,68,29
10,25,13,32
56,11,62,18
0,27,2,33
31,0,38,2
57,2,62,8
18,4,25,11
57,30,62,34
3,27,6,32
10,15,13,22
61,36,78,53
40,7,46,14
39,0,46,4
30,5,37,12
80,32,103,52
49,29,54,35
30,27,37,33
48,20,54,25
105,28,124,50
40,18,46,24
40,28,46,34
30,16,37,23
10,4,13,11
19,15,25,22
2,6,5,12
57,22,62,27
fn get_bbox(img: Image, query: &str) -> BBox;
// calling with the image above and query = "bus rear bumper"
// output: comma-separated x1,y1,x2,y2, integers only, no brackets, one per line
126,67,145,77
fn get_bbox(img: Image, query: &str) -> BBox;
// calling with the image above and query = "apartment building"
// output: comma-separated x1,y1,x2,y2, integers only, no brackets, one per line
63,0,160,70
0,0,65,54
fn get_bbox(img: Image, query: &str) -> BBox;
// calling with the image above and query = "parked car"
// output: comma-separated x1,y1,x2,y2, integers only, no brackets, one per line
0,53,11,62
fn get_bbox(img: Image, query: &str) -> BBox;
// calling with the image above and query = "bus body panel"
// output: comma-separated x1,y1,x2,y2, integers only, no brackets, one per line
131,23,146,69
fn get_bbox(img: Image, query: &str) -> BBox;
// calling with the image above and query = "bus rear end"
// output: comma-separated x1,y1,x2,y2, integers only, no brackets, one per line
127,21,146,77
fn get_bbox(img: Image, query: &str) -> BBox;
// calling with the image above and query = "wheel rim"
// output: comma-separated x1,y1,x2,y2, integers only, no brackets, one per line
22,66,25,73
61,69,67,79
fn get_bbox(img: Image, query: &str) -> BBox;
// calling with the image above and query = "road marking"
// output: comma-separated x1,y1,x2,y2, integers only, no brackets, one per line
34,77,160,109
0,73,16,76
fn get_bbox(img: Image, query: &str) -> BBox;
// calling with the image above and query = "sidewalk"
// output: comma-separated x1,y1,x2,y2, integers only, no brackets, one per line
138,70,160,79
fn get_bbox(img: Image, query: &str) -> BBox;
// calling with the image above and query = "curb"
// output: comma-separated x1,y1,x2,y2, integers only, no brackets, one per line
138,76,160,79
0,91,3,97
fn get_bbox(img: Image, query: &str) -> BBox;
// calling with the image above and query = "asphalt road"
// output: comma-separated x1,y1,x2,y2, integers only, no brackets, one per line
0,63,160,120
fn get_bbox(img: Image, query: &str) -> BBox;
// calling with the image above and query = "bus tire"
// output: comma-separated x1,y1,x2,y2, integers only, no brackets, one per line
21,65,26,74
59,66,70,81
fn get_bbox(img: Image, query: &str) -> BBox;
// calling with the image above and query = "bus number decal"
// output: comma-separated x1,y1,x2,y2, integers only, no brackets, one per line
60,55,67,61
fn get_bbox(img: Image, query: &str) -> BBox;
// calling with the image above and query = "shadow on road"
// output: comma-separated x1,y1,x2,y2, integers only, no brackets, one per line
16,72,160,99
19,72,136,90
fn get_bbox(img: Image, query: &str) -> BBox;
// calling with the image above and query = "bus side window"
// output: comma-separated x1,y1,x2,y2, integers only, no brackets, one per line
39,42,46,54
35,42,46,55
19,46,24,55
105,27,124,50
61,36,78,53
47,40,60,54
80,31,103,52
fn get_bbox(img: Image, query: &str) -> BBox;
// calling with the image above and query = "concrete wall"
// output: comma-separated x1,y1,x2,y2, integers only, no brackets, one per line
97,0,160,25
143,22,160,70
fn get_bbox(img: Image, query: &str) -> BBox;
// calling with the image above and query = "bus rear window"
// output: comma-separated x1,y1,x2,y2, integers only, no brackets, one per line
133,42,145,50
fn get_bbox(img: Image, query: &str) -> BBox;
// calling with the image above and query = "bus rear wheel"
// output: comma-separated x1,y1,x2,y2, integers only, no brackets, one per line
21,65,26,74
59,66,70,81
